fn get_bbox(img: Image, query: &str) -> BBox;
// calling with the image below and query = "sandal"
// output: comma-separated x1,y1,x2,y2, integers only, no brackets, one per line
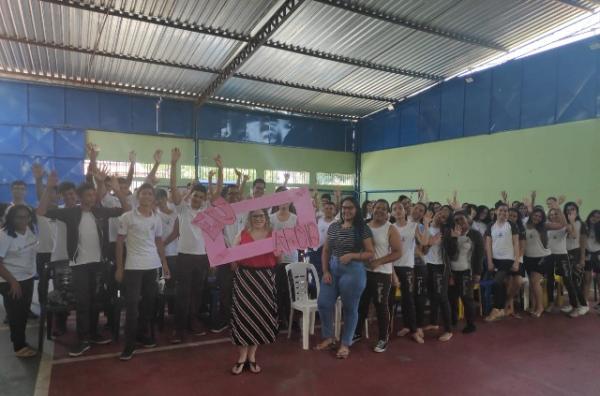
231,361,246,375
247,360,262,374
314,339,336,351
336,346,350,359
15,346,37,358
412,332,425,344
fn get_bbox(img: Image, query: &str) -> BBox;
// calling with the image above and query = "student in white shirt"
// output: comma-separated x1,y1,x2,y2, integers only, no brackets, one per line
116,183,170,361
356,199,402,353
308,201,336,279
169,148,223,343
523,208,552,318
0,205,38,358
584,210,600,307
156,188,179,293
564,202,589,316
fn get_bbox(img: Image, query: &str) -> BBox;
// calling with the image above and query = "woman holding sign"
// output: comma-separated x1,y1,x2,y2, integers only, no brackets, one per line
316,197,374,359
230,208,279,375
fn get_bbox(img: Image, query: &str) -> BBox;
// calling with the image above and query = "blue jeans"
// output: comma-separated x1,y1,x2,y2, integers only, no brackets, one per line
317,256,367,346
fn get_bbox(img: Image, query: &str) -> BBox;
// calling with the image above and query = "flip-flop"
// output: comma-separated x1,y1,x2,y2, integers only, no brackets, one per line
336,347,350,359
231,361,246,375
314,340,336,351
247,361,262,374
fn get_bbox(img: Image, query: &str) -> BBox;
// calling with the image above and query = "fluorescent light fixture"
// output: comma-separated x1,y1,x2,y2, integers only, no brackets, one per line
387,103,394,111
465,77,474,83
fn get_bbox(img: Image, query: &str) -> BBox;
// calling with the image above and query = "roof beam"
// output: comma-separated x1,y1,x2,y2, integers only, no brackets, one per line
40,0,440,80
313,0,508,52
0,34,394,102
555,0,598,12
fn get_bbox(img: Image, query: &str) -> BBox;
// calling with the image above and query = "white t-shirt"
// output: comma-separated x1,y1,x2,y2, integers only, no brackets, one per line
158,206,178,257
270,212,299,263
548,227,568,255
0,228,38,282
368,221,393,274
75,212,102,266
118,209,163,270
101,194,121,243
471,221,488,237
425,226,443,265
566,221,582,251
37,216,55,254
587,228,600,253
224,213,246,248
486,221,517,260
524,227,551,258
176,203,206,255
317,217,335,248
450,235,473,272
51,220,68,262
393,221,418,268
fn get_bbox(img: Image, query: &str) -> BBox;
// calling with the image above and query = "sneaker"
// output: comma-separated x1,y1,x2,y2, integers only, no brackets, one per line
210,324,229,334
462,324,477,334
136,335,157,348
351,333,362,344
120,345,135,361
373,340,388,353
68,342,91,357
576,306,589,316
568,309,580,318
545,305,560,314
90,334,112,345
560,305,573,313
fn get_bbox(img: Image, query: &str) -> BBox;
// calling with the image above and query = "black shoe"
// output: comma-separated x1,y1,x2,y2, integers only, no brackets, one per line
136,335,157,348
90,334,112,345
210,324,229,334
120,345,135,361
352,333,362,344
462,323,477,334
68,342,91,357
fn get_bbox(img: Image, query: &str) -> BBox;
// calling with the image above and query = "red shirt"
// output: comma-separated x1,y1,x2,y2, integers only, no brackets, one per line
238,229,277,269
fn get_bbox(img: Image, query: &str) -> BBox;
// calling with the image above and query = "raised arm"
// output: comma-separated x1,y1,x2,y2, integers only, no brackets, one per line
32,163,46,201
111,176,131,212
145,149,162,186
212,154,224,201
234,168,242,189
93,164,110,204
37,171,58,217
282,172,290,189
126,150,136,188
170,148,182,205
239,173,249,199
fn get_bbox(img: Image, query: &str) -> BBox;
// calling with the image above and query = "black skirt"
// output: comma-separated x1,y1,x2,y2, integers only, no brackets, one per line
231,266,278,346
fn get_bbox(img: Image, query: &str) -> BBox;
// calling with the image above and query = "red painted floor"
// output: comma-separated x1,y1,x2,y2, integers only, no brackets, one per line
48,313,600,396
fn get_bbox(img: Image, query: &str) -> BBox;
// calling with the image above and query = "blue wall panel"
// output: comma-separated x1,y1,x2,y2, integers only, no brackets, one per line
55,129,85,158
0,125,22,154
491,61,521,132
400,102,419,147
22,127,54,156
464,70,492,137
100,92,131,131
28,85,65,126
131,96,156,133
21,157,54,184
0,81,27,124
54,158,85,184
440,79,464,140
557,42,597,123
65,89,99,128
418,89,441,143
521,51,557,128
161,99,193,137
383,111,400,149
0,154,22,184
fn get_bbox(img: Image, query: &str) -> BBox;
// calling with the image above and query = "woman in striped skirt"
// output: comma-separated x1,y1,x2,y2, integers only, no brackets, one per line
230,208,279,375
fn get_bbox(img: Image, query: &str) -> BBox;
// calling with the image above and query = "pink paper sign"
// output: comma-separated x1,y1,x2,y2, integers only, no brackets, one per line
192,187,320,266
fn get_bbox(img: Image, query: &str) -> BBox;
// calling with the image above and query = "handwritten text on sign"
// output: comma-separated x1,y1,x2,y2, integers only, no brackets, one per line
192,187,319,266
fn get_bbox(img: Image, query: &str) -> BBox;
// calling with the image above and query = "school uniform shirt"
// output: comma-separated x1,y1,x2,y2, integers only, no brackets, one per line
36,215,55,254
224,214,246,248
118,209,163,270
75,212,102,265
101,194,122,244
317,217,335,248
566,220,584,251
485,221,518,260
270,212,299,263
425,226,443,265
368,221,393,274
176,202,207,255
547,227,568,255
157,206,178,257
587,228,600,253
393,221,418,268
524,227,551,258
471,220,488,237
450,235,473,272
0,228,38,283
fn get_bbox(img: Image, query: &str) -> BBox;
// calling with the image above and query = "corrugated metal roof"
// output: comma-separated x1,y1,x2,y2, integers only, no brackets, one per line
0,0,597,119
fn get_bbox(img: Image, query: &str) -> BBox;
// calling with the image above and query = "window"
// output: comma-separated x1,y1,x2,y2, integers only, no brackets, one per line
316,172,355,186
198,166,257,184
264,170,310,185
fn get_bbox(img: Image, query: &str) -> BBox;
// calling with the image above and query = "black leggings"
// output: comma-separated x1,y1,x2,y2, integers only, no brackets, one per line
552,253,587,308
492,259,513,309
274,262,291,324
413,263,428,328
390,266,417,332
0,278,34,351
427,263,451,332
174,254,209,333
123,269,158,347
357,271,391,341
448,270,476,326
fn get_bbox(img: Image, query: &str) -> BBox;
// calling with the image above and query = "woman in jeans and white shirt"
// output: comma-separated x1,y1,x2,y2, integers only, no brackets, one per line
356,199,402,353
564,202,588,316
315,197,374,359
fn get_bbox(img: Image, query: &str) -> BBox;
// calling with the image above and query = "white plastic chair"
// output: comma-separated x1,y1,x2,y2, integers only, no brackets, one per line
285,262,319,350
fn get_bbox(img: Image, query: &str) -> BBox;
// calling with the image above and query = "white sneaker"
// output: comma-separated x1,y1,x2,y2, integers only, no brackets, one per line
560,305,573,313
576,306,589,316
568,309,580,318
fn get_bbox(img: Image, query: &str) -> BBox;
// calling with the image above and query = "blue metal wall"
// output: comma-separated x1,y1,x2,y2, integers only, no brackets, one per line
360,36,600,152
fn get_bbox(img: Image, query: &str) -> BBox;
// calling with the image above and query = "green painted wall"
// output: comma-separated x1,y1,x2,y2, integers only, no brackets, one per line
361,118,600,215
86,130,355,189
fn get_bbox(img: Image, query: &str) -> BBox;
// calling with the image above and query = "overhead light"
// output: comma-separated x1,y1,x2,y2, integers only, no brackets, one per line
387,103,394,111
465,77,474,83
590,42,600,50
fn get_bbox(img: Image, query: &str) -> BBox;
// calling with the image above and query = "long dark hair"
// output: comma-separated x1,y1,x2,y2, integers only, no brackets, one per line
586,210,600,244
475,205,491,224
508,208,525,234
2,204,36,238
527,208,548,247
563,201,581,222
341,196,367,251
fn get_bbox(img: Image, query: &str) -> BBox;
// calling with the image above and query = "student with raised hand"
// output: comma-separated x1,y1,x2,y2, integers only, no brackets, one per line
484,203,520,322
0,205,38,358
391,202,428,344
505,208,526,317
584,210,600,308
169,148,223,343
155,188,179,318
523,208,551,318
116,183,170,360
564,202,589,316
308,200,336,278
37,170,130,357
315,197,374,360
355,199,402,353
444,211,484,334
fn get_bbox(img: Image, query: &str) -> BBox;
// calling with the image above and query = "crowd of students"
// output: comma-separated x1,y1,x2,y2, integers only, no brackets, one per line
0,145,598,373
